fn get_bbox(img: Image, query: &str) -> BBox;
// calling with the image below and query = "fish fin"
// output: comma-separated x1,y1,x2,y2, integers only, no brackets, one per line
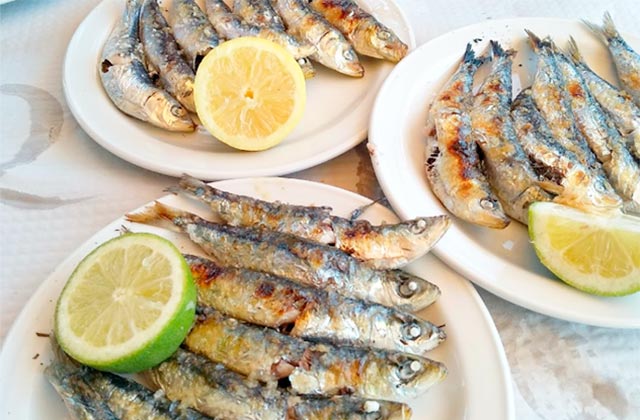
177,173,210,196
601,11,620,40
524,29,544,52
565,37,585,64
125,201,190,229
536,179,564,195
582,18,609,45
489,40,516,59
462,43,489,67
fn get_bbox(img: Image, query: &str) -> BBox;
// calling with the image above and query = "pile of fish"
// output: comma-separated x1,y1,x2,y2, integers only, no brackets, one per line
99,0,408,132
46,174,452,419
424,13,640,229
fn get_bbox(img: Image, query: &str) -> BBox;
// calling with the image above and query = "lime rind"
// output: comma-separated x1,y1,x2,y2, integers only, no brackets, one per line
528,202,640,297
54,233,196,373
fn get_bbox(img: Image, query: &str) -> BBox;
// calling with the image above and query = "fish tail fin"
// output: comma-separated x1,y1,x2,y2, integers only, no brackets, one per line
525,29,544,52
582,18,609,45
566,37,585,64
601,11,620,40
489,40,516,59
462,43,488,68
175,173,210,198
125,201,192,230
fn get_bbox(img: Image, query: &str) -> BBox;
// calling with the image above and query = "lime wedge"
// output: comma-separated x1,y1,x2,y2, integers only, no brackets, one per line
529,202,640,296
54,233,196,373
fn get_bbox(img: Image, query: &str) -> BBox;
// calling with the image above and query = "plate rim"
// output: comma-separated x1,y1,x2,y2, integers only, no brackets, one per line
0,177,514,420
368,17,640,329
62,0,416,180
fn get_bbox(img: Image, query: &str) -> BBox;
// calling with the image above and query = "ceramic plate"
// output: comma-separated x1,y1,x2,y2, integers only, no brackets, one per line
368,18,640,328
63,0,415,180
0,178,513,419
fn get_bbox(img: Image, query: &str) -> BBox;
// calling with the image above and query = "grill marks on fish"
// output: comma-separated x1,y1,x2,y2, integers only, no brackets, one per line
126,202,440,311
170,174,450,269
99,0,194,132
425,43,510,229
140,0,196,113
271,0,364,77
186,254,445,356
165,0,221,71
307,0,408,62
584,12,640,107
150,349,412,420
469,41,551,224
185,309,447,401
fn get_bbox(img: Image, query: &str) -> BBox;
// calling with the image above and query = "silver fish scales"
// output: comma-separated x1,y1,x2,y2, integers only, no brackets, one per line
126,202,440,312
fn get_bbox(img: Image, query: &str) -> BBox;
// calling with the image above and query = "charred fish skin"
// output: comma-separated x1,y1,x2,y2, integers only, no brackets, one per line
271,0,364,77
171,174,450,269
187,254,445,356
511,89,623,213
185,309,447,401
140,0,196,113
566,37,640,161
552,47,640,208
425,43,510,229
46,340,211,420
166,0,221,70
469,41,551,224
526,31,605,174
584,12,640,106
148,349,287,420
99,0,194,132
288,396,412,420
307,0,408,62
233,0,286,31
126,202,440,312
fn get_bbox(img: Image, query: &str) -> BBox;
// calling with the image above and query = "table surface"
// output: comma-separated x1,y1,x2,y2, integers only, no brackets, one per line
1,0,639,419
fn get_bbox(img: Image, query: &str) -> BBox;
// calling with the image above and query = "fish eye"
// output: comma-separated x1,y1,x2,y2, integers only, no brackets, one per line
343,49,355,60
410,219,428,234
480,197,497,210
397,359,422,381
401,322,422,341
377,30,391,40
170,105,185,118
397,275,420,297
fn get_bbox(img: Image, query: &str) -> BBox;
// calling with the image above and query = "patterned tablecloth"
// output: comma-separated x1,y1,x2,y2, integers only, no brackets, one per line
1,0,639,419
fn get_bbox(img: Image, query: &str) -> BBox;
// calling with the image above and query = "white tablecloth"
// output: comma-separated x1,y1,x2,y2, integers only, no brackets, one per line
1,0,639,419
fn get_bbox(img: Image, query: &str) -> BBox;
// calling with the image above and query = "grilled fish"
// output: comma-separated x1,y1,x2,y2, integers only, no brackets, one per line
526,31,605,174
170,175,450,269
511,89,623,213
140,0,196,113
233,0,286,31
165,0,221,70
552,46,640,209
185,309,447,401
99,0,194,131
584,12,640,106
307,0,407,62
271,0,364,77
470,41,551,224
566,37,640,161
187,254,445,356
150,349,412,420
425,43,510,229
46,339,211,420
204,0,316,78
126,202,440,312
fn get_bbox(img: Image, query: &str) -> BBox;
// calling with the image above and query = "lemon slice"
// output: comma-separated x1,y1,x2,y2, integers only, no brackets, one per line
529,202,640,296
54,233,196,373
194,37,306,151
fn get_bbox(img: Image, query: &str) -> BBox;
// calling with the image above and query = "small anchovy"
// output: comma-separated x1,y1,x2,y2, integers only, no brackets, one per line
425,43,510,229
187,255,445,356
165,0,221,70
307,0,408,62
566,37,640,161
584,12,640,106
126,202,440,312
271,0,364,77
228,0,316,77
469,41,551,224
552,46,640,210
170,175,450,269
149,349,412,420
511,89,623,214
99,0,194,131
185,309,447,401
526,31,605,174
46,339,211,420
140,0,196,112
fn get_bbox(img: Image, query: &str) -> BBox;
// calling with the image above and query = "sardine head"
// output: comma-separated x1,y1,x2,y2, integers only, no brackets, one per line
362,25,408,63
389,354,447,397
145,91,195,132
320,33,364,77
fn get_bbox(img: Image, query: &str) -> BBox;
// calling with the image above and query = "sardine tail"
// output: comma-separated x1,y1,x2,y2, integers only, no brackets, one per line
524,29,543,51
565,37,584,64
462,43,488,68
177,173,210,197
582,19,608,44
601,11,619,39
489,40,516,58
125,201,189,228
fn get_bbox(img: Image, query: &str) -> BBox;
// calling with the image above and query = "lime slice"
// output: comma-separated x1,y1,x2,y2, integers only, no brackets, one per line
529,202,640,296
54,233,196,373
194,37,306,151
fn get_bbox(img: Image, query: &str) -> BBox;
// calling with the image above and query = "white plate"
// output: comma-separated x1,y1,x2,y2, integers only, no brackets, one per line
369,18,640,328
0,178,513,419
62,0,415,180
